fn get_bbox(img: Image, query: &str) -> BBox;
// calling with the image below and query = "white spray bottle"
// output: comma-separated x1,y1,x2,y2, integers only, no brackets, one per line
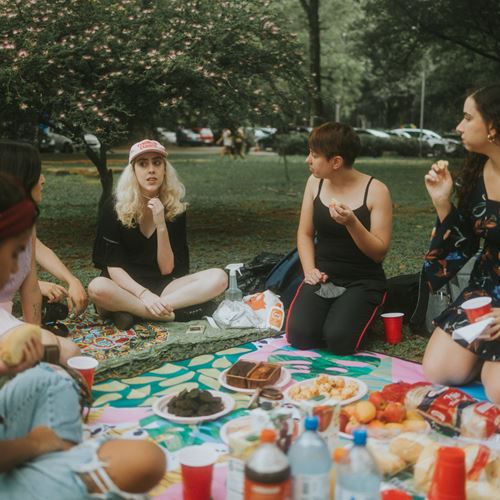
225,263,244,302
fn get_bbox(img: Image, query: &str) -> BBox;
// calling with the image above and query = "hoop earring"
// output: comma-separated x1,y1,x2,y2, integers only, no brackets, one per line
487,133,496,143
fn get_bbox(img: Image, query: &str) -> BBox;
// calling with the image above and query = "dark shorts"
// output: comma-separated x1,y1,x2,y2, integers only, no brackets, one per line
101,270,174,296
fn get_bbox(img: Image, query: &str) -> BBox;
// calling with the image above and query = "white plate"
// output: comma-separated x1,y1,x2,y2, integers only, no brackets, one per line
152,390,235,425
220,416,253,445
340,420,431,442
218,365,292,394
283,376,368,407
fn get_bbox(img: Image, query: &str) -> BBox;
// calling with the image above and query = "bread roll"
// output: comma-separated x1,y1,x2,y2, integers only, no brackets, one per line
466,481,500,500
0,323,41,366
367,442,406,476
414,442,440,492
389,432,434,464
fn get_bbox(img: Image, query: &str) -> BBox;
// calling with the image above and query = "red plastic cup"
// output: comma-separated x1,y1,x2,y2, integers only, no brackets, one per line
179,445,218,500
381,313,404,344
67,356,98,390
461,297,492,323
428,446,466,500
381,490,411,500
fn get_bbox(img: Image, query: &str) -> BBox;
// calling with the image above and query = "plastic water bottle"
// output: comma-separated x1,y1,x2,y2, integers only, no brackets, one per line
288,416,332,500
335,428,381,500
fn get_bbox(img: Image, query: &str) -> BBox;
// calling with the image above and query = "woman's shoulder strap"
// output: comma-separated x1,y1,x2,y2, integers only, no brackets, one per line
316,178,324,197
363,176,375,206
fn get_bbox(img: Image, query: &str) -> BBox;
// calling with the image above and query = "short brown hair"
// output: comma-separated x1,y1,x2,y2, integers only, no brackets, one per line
308,122,360,167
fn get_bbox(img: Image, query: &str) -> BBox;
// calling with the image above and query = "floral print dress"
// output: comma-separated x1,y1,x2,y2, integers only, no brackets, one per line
424,175,500,360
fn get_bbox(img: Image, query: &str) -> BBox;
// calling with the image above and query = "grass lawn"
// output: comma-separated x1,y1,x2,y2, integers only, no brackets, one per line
37,151,463,362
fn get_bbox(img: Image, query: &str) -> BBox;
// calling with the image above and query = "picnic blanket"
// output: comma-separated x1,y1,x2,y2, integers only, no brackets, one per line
87,335,487,499
63,311,278,382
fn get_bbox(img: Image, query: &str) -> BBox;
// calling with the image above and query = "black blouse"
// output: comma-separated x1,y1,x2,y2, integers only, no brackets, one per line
92,196,189,280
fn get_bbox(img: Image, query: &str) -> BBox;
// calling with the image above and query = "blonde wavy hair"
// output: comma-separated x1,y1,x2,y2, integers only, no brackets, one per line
115,159,186,228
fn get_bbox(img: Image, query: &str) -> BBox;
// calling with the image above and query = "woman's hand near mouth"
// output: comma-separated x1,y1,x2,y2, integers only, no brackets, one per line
148,198,166,227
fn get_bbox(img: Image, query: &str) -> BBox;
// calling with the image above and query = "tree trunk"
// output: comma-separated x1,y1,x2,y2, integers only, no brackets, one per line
300,0,324,125
85,144,113,215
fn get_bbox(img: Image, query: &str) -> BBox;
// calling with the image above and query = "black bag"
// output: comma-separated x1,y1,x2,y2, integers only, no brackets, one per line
383,273,420,321
264,248,304,309
239,252,283,296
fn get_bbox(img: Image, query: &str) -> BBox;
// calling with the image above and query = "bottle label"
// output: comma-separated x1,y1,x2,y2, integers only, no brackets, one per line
244,478,291,500
335,485,377,500
293,473,330,500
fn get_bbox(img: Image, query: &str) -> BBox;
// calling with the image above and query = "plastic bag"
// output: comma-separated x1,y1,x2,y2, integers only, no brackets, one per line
212,290,284,331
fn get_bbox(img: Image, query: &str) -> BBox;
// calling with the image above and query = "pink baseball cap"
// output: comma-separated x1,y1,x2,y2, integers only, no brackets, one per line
129,139,167,164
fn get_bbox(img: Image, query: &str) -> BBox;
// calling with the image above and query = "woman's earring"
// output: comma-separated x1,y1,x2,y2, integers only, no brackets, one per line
487,133,496,143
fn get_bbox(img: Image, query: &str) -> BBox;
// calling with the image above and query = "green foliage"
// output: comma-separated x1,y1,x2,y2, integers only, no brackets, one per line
275,132,309,156
0,0,305,143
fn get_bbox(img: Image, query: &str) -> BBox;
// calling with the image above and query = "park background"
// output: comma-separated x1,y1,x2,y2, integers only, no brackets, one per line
2,0,500,360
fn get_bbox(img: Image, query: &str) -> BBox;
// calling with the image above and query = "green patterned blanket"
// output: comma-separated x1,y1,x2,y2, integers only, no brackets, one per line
63,312,279,382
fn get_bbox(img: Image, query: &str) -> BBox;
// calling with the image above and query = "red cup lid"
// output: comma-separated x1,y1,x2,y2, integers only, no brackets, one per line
381,490,411,500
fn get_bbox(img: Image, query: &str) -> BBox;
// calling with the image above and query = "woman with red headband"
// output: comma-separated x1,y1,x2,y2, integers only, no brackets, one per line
0,172,166,498
0,141,80,363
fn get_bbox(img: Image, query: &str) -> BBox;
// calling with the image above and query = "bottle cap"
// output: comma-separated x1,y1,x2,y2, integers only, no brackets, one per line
304,415,319,431
381,490,412,500
333,447,347,463
260,428,276,443
352,427,367,446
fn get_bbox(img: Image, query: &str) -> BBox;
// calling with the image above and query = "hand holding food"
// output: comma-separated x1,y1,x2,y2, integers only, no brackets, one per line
424,159,453,206
0,324,42,367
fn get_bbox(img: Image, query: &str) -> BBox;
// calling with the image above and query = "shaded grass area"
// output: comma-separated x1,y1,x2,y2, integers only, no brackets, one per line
37,152,454,362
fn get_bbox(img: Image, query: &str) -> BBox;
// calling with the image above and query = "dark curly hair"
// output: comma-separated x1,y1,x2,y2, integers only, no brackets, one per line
456,83,500,212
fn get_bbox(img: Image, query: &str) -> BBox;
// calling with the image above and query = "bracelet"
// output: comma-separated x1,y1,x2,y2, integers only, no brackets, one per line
138,288,148,299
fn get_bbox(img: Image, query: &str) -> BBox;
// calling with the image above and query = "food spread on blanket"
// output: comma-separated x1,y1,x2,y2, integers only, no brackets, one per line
166,388,224,417
287,374,360,401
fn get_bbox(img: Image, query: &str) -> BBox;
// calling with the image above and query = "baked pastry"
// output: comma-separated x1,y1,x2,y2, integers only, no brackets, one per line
414,442,440,492
389,432,434,465
0,323,42,366
247,363,281,388
367,442,406,476
467,481,500,500
226,360,257,388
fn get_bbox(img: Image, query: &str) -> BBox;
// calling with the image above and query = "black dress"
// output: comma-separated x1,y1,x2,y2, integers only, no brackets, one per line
424,175,500,361
92,197,189,295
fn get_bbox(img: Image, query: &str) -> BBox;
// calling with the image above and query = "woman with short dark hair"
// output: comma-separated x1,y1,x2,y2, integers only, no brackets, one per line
286,122,393,354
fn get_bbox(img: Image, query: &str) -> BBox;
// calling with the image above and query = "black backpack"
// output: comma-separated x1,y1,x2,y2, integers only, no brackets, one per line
264,248,304,309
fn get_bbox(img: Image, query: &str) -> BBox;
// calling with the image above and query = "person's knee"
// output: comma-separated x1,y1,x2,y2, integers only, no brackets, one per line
325,331,356,355
87,277,112,305
481,368,500,405
287,323,317,350
209,268,228,294
99,440,166,493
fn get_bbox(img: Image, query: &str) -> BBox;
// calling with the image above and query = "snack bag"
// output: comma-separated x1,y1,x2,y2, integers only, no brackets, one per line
244,290,285,331
399,383,500,439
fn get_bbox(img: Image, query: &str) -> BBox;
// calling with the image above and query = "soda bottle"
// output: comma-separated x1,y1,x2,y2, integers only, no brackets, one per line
288,416,332,500
335,428,381,500
244,428,291,500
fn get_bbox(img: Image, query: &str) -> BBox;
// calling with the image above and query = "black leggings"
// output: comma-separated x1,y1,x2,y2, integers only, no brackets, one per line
286,279,386,355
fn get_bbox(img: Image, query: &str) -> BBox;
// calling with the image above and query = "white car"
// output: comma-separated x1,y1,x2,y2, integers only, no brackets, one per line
83,133,101,154
391,128,449,155
47,131,74,153
156,127,177,145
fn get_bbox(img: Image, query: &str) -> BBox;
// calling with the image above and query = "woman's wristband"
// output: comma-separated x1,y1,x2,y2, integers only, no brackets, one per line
137,288,148,299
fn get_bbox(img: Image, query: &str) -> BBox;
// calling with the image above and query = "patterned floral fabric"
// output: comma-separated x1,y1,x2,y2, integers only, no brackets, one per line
424,176,500,359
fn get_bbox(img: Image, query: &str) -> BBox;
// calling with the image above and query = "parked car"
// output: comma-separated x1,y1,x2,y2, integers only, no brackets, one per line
192,127,214,145
82,133,101,154
176,128,203,146
391,128,448,156
155,127,177,145
442,132,465,157
38,132,56,153
46,131,74,153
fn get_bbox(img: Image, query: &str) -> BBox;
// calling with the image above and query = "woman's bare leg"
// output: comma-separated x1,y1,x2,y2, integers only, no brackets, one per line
87,277,173,321
422,327,482,385
160,268,227,309
481,361,500,404
41,328,80,365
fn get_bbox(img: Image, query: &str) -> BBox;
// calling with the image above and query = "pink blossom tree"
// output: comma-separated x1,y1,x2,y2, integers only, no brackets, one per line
0,0,303,202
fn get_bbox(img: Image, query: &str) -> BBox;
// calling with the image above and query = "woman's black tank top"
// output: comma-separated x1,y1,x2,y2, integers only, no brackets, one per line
313,177,385,281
